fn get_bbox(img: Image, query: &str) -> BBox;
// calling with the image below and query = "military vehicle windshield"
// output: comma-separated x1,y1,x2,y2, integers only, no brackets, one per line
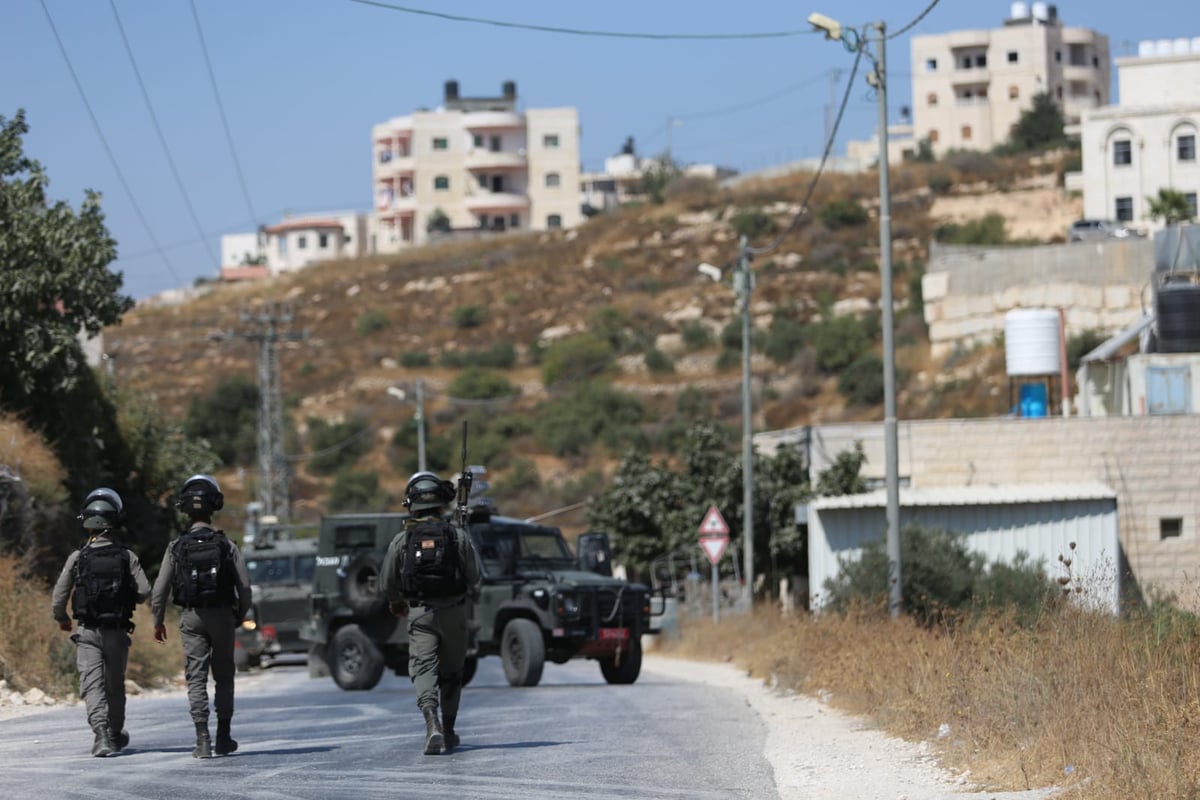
247,555,316,585
473,521,575,576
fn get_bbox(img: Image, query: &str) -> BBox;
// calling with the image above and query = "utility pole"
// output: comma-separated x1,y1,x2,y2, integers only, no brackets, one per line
735,235,756,607
414,378,426,472
238,303,304,521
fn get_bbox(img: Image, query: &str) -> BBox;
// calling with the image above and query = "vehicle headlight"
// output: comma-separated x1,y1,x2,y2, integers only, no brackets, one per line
555,592,580,619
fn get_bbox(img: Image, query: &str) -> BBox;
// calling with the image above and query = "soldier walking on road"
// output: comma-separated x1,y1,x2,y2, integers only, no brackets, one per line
150,474,252,759
51,488,151,757
382,471,481,755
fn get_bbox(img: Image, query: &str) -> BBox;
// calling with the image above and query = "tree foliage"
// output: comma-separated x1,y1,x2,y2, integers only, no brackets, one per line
1008,92,1066,152
185,375,259,466
1146,188,1196,226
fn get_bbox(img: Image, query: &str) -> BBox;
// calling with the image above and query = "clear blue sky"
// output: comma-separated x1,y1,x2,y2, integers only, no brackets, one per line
2,1,1191,299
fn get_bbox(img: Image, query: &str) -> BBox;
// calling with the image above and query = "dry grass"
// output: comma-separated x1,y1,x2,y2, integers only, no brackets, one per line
656,604,1200,800
0,555,180,696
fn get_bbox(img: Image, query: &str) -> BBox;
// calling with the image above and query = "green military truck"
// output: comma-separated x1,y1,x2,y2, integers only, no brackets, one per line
234,527,318,671
303,505,655,690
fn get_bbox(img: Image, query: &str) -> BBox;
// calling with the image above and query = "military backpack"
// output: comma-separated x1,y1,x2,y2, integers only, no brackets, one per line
73,542,136,627
396,518,467,601
172,527,236,608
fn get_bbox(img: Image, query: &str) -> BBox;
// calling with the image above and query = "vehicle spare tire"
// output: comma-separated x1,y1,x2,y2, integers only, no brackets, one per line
331,624,385,691
344,552,386,617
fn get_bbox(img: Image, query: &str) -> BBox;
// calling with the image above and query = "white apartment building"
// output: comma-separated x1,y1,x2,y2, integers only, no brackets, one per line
219,211,368,281
1080,39,1200,230
910,2,1109,155
371,81,582,252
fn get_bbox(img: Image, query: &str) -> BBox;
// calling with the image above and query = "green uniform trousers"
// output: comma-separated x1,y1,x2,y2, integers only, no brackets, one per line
180,607,238,724
407,600,468,711
72,625,131,734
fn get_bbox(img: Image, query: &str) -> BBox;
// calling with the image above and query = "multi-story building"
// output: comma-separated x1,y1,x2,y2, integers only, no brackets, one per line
910,2,1109,155
219,210,368,281
370,81,582,252
1080,39,1200,229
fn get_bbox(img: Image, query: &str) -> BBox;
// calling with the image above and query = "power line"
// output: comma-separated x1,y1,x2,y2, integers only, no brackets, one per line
345,0,820,40
189,0,260,231
38,0,184,287
108,0,219,268
887,0,943,40
675,70,834,122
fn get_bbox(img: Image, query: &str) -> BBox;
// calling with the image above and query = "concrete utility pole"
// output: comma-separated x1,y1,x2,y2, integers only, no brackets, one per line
736,235,756,607
388,380,427,472
238,303,304,521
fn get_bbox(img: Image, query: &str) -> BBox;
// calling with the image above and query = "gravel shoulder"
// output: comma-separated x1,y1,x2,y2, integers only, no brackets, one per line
641,655,1063,800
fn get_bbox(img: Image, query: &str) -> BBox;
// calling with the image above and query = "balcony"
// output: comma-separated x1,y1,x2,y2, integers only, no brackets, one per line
464,191,530,212
465,148,527,170
464,110,524,130
376,152,415,175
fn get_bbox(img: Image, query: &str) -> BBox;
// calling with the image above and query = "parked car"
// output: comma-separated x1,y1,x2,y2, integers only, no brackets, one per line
1068,219,1143,242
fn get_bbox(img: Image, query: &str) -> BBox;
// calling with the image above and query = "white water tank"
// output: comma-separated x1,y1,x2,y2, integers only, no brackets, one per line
1005,309,1061,376
1010,1,1029,19
1031,1,1048,21
1174,38,1192,54
1156,39,1174,56
1138,40,1156,57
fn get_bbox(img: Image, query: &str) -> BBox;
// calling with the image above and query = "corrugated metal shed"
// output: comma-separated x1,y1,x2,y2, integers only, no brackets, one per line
809,483,1120,615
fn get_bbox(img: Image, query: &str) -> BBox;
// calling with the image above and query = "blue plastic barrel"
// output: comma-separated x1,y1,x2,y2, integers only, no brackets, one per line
1019,383,1048,418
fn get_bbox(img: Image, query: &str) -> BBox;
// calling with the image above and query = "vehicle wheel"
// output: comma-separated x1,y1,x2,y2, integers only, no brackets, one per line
345,553,386,617
234,644,250,673
331,624,385,691
461,655,478,687
307,644,331,679
599,636,642,685
500,618,544,687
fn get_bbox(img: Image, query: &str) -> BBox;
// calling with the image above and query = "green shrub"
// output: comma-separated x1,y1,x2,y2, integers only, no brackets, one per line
934,213,1007,245
731,210,778,241
716,349,741,371
1067,329,1107,371
681,321,713,350
540,333,614,386
837,353,884,406
532,384,647,456
184,375,259,467
399,351,432,368
927,171,953,194
306,415,373,475
441,342,517,369
819,199,868,229
764,316,806,364
447,368,516,400
298,361,316,377
811,315,872,374
355,309,388,337
328,469,385,512
452,304,488,329
643,347,674,374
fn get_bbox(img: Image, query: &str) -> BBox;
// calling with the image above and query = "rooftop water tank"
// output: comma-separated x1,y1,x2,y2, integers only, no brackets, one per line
1138,40,1156,57
1156,39,1174,56
1155,282,1200,353
1031,1,1048,21
1005,309,1061,376
1010,1,1029,19
1194,37,1200,53
1174,38,1192,54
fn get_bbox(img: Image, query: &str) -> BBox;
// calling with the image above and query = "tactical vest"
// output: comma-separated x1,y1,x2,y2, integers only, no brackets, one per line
73,542,136,627
172,527,236,608
397,519,467,601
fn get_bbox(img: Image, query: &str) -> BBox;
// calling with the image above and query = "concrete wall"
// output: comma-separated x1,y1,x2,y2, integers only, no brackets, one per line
756,415,1200,610
922,238,1154,357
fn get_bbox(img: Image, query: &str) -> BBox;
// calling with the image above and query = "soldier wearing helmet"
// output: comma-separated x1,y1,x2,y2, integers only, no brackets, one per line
51,487,151,757
150,474,252,758
381,471,482,754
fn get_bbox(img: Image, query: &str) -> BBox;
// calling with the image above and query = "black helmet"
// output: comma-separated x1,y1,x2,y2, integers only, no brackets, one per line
79,487,123,530
403,471,454,512
177,474,224,515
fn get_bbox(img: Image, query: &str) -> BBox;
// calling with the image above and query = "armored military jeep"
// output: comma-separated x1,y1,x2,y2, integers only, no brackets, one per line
303,506,654,690
235,534,319,671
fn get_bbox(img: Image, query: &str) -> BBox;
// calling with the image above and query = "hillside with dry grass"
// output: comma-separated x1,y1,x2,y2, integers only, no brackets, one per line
104,153,1076,524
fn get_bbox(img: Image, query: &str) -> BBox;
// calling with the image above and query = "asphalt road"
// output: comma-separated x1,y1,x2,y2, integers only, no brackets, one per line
0,655,778,800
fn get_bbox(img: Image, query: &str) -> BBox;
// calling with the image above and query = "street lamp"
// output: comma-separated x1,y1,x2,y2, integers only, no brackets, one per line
387,381,426,472
698,240,756,610
809,11,903,618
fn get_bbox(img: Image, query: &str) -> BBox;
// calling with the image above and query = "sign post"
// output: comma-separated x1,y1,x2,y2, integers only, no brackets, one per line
698,506,730,624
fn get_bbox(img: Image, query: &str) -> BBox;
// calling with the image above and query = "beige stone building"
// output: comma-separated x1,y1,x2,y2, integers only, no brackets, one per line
910,2,1109,155
371,81,582,252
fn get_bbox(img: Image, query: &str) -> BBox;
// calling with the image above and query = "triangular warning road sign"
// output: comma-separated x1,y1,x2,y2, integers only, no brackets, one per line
701,536,729,565
698,505,730,536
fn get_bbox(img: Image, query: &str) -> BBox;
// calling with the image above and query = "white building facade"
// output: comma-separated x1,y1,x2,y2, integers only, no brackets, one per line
910,2,1109,155
371,81,582,253
1080,41,1200,230
220,211,368,281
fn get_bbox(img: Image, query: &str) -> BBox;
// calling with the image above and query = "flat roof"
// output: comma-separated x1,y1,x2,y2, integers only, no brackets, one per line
813,482,1117,510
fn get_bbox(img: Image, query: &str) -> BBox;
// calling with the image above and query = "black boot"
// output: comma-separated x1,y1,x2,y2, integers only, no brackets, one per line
192,722,212,759
215,718,238,756
109,727,130,751
439,672,462,751
91,727,115,758
421,706,444,755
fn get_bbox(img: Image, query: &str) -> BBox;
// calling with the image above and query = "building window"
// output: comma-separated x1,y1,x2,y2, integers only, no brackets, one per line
961,125,972,140
1007,50,1019,64
1009,85,1019,99
929,129,939,143
1056,85,1063,99
297,236,307,250
545,172,561,188
925,58,937,71
318,233,329,248
1113,139,1132,166
1055,50,1062,63
926,92,938,106
1092,55,1100,67
1115,196,1134,222
1186,193,1199,219
960,55,972,69
432,137,449,150
434,175,450,190
547,214,563,229
478,173,488,188
1178,134,1196,162
975,54,987,67
473,134,483,148
543,133,560,148
490,135,502,152
510,213,520,229
1161,518,1183,539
